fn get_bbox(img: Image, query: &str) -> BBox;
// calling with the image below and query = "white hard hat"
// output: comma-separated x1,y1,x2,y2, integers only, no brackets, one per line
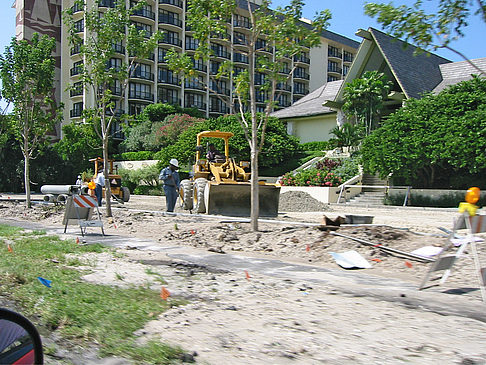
169,158,179,168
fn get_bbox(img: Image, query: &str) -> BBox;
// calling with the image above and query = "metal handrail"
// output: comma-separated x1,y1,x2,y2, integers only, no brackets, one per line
337,183,411,206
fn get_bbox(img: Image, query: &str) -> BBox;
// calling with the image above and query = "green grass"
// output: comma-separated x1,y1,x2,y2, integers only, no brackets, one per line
0,224,185,364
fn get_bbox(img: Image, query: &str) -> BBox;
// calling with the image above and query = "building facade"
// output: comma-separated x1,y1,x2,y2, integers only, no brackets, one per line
15,0,359,139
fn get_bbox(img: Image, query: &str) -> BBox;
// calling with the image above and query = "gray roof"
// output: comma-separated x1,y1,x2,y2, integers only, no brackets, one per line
369,28,451,99
271,80,343,119
433,58,486,93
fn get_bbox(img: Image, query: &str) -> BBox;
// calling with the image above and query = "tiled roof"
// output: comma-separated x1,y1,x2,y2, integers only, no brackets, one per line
369,28,451,99
434,58,486,93
271,80,343,119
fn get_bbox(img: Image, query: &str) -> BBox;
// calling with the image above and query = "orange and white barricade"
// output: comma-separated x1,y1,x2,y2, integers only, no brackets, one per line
63,194,104,236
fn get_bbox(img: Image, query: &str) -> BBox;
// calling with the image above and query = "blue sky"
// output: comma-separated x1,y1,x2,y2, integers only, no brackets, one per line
0,1,483,65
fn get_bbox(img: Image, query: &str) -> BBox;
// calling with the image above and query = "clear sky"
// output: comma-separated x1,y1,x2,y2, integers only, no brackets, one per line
0,1,484,67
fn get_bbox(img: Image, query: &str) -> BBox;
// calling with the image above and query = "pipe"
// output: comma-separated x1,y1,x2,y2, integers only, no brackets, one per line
330,231,435,263
43,194,55,202
57,194,68,203
41,185,75,195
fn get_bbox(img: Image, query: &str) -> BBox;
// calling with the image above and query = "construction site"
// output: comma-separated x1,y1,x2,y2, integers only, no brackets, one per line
1,190,486,364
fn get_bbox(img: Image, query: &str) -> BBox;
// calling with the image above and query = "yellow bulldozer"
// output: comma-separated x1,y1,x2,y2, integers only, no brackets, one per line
178,130,280,216
89,157,131,203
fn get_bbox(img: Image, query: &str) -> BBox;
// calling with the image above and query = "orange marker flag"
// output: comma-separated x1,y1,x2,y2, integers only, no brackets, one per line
160,286,170,300
76,237,80,245
244,270,251,280
371,258,381,262
405,261,413,268
7,244,13,253
306,244,310,252
191,230,195,235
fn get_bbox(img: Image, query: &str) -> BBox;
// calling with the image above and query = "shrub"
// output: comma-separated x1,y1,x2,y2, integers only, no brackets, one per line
155,113,300,169
114,151,155,161
118,165,160,193
280,168,342,187
299,140,338,151
332,155,361,182
384,191,485,208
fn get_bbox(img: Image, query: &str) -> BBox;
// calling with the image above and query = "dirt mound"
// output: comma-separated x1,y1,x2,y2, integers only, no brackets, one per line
278,191,330,212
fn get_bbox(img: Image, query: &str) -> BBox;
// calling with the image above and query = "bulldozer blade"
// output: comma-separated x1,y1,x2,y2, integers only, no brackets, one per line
205,182,280,217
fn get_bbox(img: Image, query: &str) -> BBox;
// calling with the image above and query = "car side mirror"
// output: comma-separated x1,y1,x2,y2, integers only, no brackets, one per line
0,308,43,365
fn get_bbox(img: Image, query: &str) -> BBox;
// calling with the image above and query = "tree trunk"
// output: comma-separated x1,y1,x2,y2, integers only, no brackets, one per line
250,124,259,231
24,152,31,209
103,135,112,217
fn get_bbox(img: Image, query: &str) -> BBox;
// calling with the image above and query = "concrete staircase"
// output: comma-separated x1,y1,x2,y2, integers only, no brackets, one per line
346,173,388,206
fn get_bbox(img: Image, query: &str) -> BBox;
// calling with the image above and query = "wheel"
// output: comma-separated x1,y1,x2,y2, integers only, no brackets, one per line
179,179,193,210
122,187,130,202
193,178,207,213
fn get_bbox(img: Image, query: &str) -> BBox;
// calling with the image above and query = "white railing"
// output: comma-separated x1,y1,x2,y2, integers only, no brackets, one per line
337,180,411,206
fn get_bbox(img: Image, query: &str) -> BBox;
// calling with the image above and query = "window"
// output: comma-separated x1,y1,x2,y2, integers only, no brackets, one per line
233,15,250,28
70,102,83,118
234,32,247,45
158,88,179,105
159,10,182,27
162,31,181,47
159,68,180,85
193,58,206,72
129,82,152,100
70,61,83,76
294,81,307,95
185,92,205,109
107,58,122,71
343,64,350,76
132,21,152,37
344,51,354,63
131,63,152,80
70,81,83,97
328,60,341,74
327,75,339,82
328,45,342,58
185,36,199,50
74,19,84,33
129,102,146,115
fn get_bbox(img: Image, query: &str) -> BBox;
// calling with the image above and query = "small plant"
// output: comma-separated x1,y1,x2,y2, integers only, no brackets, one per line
280,168,342,187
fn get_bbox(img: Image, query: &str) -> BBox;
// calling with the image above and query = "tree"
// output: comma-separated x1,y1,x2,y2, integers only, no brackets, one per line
167,0,330,230
0,33,61,207
330,122,364,149
63,0,162,217
54,122,102,175
361,76,486,188
341,71,392,135
364,0,486,75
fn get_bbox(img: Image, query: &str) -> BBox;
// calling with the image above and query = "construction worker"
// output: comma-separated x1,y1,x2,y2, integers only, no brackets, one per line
159,158,180,212
94,167,105,207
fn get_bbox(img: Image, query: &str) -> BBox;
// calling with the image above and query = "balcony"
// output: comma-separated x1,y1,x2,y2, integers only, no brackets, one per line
98,0,115,8
327,66,342,74
344,52,354,63
158,70,181,85
159,0,183,9
131,70,155,81
233,53,248,64
185,40,199,50
255,42,273,54
112,43,125,54
131,8,155,21
211,47,231,60
210,104,230,114
158,50,168,63
328,49,342,59
70,87,83,97
129,90,154,101
70,44,82,56
158,95,181,105
105,108,125,117
72,2,83,13
70,108,83,118
293,88,309,95
294,71,310,80
210,86,230,96
159,36,182,48
185,99,207,110
276,83,291,92
159,13,182,28
70,65,82,76
293,55,310,64
233,17,250,29
193,63,207,72
184,80,205,91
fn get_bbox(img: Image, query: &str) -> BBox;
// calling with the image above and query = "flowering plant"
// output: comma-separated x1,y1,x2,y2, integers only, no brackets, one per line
280,168,342,187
